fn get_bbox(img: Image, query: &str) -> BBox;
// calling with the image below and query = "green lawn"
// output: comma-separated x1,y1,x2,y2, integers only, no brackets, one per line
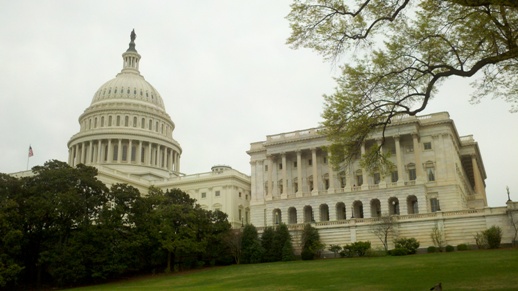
71,249,518,290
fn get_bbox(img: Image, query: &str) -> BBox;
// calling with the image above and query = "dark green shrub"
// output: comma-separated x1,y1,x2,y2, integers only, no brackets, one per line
328,244,342,258
301,249,315,260
388,248,409,256
301,224,324,260
483,226,503,249
343,241,371,257
339,248,352,258
445,245,455,252
427,246,437,253
457,244,469,251
394,237,420,254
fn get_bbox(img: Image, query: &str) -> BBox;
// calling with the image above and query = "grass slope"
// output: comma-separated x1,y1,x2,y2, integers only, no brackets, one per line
71,249,518,290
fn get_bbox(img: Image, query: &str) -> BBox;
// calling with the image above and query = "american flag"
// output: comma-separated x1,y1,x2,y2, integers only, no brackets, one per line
28,146,33,157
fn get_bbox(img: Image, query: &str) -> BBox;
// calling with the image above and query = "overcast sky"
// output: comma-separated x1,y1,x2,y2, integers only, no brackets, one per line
1,1,516,207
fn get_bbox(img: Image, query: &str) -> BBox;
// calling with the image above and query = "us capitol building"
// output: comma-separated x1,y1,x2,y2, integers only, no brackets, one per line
27,31,518,250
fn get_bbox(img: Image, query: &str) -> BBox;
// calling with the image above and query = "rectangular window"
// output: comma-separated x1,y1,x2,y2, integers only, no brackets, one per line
122,145,127,161
215,191,220,197
125,116,129,126
323,157,327,164
356,175,363,186
113,145,118,161
374,173,381,184
325,178,330,190
431,198,441,212
131,146,136,161
279,163,282,170
427,168,435,181
116,116,121,126
264,165,268,171
424,142,432,150
294,182,298,192
293,161,297,168
391,171,399,183
239,192,242,198
239,209,242,221
340,175,346,188
409,169,417,181
308,159,312,166
201,192,206,198
133,117,137,127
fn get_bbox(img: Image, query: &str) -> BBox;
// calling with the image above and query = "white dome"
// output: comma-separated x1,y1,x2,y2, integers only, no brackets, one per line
91,72,165,110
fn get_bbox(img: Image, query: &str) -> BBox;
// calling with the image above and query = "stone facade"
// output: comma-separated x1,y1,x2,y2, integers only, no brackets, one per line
248,113,518,249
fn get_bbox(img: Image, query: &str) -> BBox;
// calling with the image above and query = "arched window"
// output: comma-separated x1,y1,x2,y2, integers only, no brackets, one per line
303,205,313,223
116,116,121,126
407,195,419,214
124,116,129,127
288,207,297,224
133,116,137,127
320,204,329,221
273,209,282,225
371,199,381,217
336,202,346,220
388,197,400,215
353,201,364,218
141,118,145,129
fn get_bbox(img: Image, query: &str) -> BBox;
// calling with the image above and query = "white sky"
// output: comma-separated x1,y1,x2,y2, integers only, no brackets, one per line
1,1,516,207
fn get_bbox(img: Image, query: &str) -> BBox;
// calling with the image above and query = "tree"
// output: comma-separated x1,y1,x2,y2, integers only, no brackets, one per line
483,225,503,249
223,229,243,264
261,227,276,262
240,224,264,264
287,0,518,172
301,224,324,260
371,214,398,252
431,225,446,251
274,224,295,261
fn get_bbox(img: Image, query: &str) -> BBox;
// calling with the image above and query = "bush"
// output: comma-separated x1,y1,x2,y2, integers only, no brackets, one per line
445,245,455,252
427,246,437,253
301,249,315,260
474,232,488,249
483,226,503,249
393,237,420,255
328,244,342,258
343,241,371,257
388,248,409,256
301,224,324,260
457,244,469,251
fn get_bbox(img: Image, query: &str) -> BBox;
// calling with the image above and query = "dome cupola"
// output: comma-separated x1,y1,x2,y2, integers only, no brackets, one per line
67,30,182,180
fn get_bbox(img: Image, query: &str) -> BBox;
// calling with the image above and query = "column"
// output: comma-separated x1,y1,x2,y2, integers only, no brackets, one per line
311,148,318,195
360,143,369,190
347,163,354,192
413,133,423,182
176,152,181,172
107,139,113,162
68,147,72,165
394,135,405,186
147,143,152,166
88,140,93,164
137,141,142,165
117,139,122,163
471,154,485,196
167,148,172,170
128,140,133,163
327,152,335,194
296,150,302,197
281,153,287,198
267,156,273,197
80,143,85,164
97,140,102,163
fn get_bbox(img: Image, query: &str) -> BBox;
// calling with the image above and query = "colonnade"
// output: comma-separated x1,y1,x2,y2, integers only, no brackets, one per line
252,133,432,199
68,138,180,172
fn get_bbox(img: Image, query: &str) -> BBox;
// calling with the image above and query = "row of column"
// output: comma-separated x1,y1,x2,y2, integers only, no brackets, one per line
68,139,180,172
257,133,426,198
